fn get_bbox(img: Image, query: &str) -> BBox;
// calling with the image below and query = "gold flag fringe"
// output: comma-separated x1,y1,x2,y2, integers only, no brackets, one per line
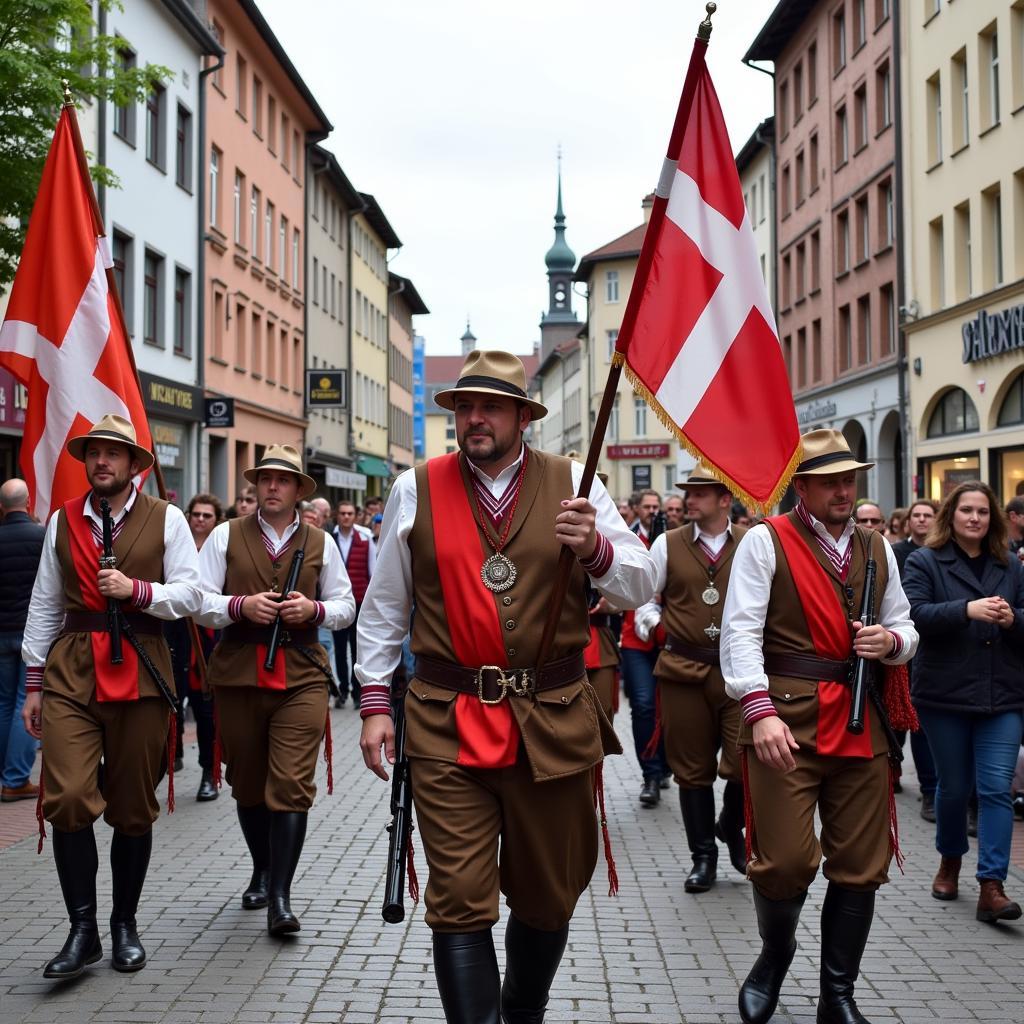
611,352,803,514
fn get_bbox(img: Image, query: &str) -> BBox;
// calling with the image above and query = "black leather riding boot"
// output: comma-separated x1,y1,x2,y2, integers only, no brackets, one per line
816,883,875,1024
679,787,718,892
433,928,501,1024
109,829,152,972
267,811,306,935
500,915,570,1023
43,826,102,980
236,803,271,909
738,887,807,1024
715,780,748,875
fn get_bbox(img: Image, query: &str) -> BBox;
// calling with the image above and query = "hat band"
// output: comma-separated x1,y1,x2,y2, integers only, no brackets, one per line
454,375,527,400
254,458,304,474
82,430,138,447
796,450,858,473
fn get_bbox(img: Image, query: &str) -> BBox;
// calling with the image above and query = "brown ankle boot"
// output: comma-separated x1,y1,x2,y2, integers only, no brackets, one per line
976,880,1022,923
931,857,961,901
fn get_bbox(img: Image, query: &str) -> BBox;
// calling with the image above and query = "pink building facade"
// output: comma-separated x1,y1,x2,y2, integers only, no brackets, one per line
747,0,905,509
203,0,330,504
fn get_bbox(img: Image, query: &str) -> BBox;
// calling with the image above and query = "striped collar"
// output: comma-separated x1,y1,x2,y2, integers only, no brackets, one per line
467,447,526,526
84,488,138,545
794,501,855,579
257,509,300,561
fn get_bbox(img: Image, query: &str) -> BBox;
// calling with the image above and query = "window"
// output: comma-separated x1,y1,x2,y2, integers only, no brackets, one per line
809,132,819,191
793,62,804,122
997,373,1024,427
808,41,818,104
265,201,274,271
748,184,756,221
856,195,869,263
1013,2,1024,112
606,328,619,361
252,76,263,136
926,72,942,165
145,85,165,168
212,290,224,360
235,53,247,117
879,283,895,355
267,95,278,153
925,0,940,21
209,147,221,228
796,149,806,206
779,80,789,136
838,304,852,371
879,179,894,249
812,319,823,381
854,84,867,151
173,268,190,356
1016,168,1024,280
876,61,892,131
835,104,849,166
210,22,224,90
606,270,619,302
280,327,289,388
837,209,851,273
980,24,1000,129
954,200,972,300
143,250,163,347
265,319,276,382
250,186,260,260
292,130,301,179
983,185,1003,288
234,302,246,367
854,0,866,49
292,228,300,291
929,216,946,308
927,388,979,437
113,43,136,144
782,252,792,308
233,171,244,245
608,395,620,440
760,174,766,223
857,293,871,363
634,396,646,436
112,230,133,330
330,272,336,317
312,257,319,305
174,105,192,190
279,216,288,284
810,229,821,292
783,334,793,381
833,6,847,73
876,0,890,26
323,266,328,310
781,164,791,218
281,113,290,170
951,48,968,149
251,310,262,377
796,241,806,300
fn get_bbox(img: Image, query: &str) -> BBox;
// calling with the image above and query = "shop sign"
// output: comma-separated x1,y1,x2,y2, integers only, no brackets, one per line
306,369,347,408
797,399,837,425
204,397,234,428
631,465,652,490
607,443,670,459
961,303,1024,364
0,369,28,429
325,467,367,490
139,372,202,422
151,421,185,469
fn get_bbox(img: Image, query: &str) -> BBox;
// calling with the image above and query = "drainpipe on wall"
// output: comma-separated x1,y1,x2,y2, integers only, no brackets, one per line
892,2,910,504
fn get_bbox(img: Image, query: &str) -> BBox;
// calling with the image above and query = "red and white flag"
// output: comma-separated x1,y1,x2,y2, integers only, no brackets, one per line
0,106,151,521
614,36,799,510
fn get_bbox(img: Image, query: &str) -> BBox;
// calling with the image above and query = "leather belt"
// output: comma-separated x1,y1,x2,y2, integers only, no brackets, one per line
663,632,720,667
222,624,319,647
415,652,587,705
62,611,162,636
589,613,615,629
763,652,852,683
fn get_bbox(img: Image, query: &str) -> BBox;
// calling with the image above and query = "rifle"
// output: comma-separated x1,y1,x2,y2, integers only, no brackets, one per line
846,558,877,735
263,547,305,672
382,691,413,924
648,510,668,545
99,499,123,665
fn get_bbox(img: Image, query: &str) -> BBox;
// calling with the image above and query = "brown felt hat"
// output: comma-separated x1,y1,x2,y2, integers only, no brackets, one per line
794,428,873,475
244,444,318,499
66,414,154,471
676,463,730,491
434,350,547,420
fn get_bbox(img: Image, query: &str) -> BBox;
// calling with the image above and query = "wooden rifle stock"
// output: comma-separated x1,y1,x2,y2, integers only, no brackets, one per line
846,558,877,735
263,548,304,672
99,499,123,665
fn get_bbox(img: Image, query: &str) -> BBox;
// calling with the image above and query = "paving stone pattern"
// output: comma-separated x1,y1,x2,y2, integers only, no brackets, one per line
2,705,1024,1023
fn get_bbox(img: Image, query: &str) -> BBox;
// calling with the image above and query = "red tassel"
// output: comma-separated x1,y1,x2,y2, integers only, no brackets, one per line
324,710,334,796
611,670,620,714
593,762,619,896
888,759,905,874
36,757,47,855
212,701,222,790
407,830,420,905
641,684,663,761
884,664,918,732
166,714,176,813
741,748,755,866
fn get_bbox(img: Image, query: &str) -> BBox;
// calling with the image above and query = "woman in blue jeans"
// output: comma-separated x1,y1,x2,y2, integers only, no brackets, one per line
903,481,1024,923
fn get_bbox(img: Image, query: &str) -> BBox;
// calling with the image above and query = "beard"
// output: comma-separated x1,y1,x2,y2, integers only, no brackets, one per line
460,428,517,466
88,468,134,497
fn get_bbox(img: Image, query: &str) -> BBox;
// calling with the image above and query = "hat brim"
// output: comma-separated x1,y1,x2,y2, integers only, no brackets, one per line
795,458,874,476
434,385,548,421
66,431,155,472
244,465,319,500
675,477,729,491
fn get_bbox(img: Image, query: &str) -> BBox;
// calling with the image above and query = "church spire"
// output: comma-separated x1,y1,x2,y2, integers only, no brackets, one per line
544,148,575,272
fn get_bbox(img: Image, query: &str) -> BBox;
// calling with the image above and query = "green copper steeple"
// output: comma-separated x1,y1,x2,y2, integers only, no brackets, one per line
544,162,576,272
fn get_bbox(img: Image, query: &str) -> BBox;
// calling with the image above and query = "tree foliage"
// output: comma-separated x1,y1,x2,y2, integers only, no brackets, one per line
0,0,171,286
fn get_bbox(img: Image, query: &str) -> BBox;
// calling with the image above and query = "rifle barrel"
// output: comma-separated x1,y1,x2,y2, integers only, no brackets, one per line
847,558,877,735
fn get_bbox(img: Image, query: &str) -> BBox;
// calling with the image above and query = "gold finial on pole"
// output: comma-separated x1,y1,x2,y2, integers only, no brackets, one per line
61,79,73,106
698,2,717,42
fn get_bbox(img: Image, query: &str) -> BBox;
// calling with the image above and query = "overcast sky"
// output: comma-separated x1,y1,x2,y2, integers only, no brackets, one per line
257,0,777,357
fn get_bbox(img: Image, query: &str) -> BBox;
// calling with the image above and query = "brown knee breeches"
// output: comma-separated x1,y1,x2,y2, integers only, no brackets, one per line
659,675,742,788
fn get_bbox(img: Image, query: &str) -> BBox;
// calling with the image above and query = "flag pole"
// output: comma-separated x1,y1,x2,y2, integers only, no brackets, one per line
534,3,717,667
61,81,208,689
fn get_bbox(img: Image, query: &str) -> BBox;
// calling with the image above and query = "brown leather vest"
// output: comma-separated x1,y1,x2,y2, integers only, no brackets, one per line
45,491,172,702
656,523,746,686
207,516,327,689
739,512,890,754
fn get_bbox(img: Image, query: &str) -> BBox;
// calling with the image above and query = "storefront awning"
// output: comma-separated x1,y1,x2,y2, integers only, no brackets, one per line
356,455,391,478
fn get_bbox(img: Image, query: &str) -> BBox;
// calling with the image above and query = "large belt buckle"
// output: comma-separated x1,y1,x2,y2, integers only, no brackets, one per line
476,665,513,705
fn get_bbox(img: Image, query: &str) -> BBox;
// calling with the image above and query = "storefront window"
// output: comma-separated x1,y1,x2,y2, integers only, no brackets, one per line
993,446,1024,502
997,373,1023,427
920,453,981,501
142,419,187,507
927,387,979,438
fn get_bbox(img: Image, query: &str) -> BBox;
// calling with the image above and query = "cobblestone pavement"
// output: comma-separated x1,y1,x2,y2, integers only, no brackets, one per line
2,703,1024,1024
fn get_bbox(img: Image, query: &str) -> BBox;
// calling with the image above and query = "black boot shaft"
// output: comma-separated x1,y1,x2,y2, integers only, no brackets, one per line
237,803,272,910
679,787,718,892
44,827,102,980
433,928,500,1024
267,811,307,935
501,916,569,1023
816,883,875,1024
738,888,807,1024
716,780,748,875
110,830,152,972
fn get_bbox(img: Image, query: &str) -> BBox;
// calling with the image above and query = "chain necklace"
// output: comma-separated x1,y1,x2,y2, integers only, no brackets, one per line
470,447,529,593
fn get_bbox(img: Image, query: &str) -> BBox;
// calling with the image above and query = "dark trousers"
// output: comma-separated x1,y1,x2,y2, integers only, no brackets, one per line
174,676,215,770
621,646,667,780
332,604,361,701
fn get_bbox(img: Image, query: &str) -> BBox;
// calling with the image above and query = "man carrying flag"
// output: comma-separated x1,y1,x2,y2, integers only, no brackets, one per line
357,350,656,1023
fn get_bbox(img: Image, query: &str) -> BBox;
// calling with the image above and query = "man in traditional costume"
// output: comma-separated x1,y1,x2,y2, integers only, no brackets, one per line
357,350,657,1024
721,429,918,1024
21,415,201,978
196,445,354,935
634,465,747,893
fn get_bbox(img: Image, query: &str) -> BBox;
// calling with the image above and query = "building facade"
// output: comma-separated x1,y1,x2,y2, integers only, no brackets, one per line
203,0,330,504
737,116,777,310
387,273,428,474
746,0,905,511
901,0,1024,503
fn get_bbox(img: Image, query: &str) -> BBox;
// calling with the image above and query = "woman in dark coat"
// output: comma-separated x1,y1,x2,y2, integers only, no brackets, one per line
903,481,1024,923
